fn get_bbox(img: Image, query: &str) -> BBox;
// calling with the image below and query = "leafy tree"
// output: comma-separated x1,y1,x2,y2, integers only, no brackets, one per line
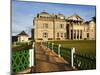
92,16,96,23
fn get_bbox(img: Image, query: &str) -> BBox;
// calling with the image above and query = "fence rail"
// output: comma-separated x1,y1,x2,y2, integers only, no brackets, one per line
42,42,96,70
60,47,71,64
12,43,34,73
12,49,29,73
74,53,96,70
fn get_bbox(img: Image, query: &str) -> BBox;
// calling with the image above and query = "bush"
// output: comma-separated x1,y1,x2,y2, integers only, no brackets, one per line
12,44,32,51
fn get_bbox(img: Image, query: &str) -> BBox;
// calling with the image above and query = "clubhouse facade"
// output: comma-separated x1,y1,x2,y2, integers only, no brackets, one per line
34,12,96,41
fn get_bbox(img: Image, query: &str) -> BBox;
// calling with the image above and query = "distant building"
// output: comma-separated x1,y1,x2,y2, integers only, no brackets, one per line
83,20,96,40
34,12,96,41
17,31,29,42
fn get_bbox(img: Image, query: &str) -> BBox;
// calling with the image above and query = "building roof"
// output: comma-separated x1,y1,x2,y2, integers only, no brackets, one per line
37,11,52,18
67,14,84,21
84,21,89,24
58,13,64,16
36,12,85,21
39,12,50,15
57,13,65,19
17,31,28,36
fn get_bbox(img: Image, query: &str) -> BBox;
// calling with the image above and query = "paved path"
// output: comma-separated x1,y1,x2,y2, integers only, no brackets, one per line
34,43,73,73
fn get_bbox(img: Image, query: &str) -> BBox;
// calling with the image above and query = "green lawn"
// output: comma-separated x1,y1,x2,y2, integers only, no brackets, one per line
49,40,96,57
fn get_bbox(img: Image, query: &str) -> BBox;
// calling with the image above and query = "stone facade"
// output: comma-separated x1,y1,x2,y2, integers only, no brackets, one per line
34,12,96,41
17,31,29,42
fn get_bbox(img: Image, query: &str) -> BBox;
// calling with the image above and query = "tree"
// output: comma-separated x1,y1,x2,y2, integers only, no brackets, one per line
92,16,96,23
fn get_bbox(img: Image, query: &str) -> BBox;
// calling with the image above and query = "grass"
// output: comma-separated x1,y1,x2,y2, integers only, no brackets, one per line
49,40,96,57
12,43,32,51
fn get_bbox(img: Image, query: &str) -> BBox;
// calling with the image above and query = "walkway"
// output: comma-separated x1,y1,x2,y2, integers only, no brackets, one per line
34,43,73,73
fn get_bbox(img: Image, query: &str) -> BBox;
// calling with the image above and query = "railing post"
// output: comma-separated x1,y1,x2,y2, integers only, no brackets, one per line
29,42,35,72
58,44,61,57
71,48,75,69
52,43,54,52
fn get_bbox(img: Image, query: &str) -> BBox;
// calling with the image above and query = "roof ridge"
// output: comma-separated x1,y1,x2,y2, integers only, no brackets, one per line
17,31,28,36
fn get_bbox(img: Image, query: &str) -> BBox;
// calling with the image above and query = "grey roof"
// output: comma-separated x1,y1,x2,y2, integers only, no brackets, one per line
17,31,28,36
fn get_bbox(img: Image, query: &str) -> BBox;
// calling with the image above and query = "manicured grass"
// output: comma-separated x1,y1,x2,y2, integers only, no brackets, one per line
50,40,96,57
12,43,32,51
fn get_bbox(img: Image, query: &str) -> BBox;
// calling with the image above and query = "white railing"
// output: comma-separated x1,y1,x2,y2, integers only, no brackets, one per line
29,42,35,72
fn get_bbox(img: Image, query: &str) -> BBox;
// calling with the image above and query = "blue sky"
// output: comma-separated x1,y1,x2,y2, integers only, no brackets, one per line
12,0,96,36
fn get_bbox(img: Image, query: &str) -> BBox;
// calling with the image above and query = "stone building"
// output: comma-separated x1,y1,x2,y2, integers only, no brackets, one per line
34,12,96,41
83,20,96,40
17,31,29,42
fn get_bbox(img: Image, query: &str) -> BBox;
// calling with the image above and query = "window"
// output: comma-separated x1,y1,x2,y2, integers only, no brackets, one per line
80,30,82,39
43,32,48,38
57,32,59,38
64,33,66,38
61,33,63,37
60,24,64,28
74,30,76,39
43,23,48,28
77,30,79,39
87,33,89,38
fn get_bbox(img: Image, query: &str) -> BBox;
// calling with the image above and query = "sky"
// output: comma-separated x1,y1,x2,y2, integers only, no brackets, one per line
12,0,96,37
